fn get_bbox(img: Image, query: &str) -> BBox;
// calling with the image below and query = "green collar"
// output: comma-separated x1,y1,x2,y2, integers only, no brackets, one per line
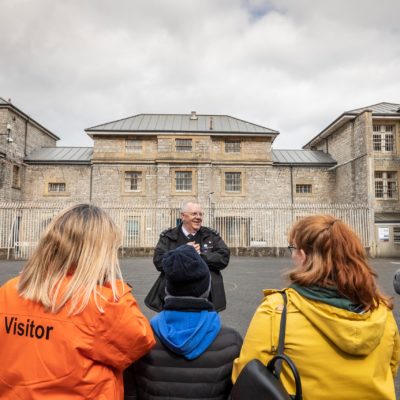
290,284,364,313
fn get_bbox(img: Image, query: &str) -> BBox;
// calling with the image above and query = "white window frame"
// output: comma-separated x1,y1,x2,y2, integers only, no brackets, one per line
175,171,192,191
374,171,398,199
225,172,242,193
372,125,395,153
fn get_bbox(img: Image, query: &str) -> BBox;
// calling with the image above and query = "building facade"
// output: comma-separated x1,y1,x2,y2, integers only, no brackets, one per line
0,98,59,201
0,98,399,256
304,103,400,256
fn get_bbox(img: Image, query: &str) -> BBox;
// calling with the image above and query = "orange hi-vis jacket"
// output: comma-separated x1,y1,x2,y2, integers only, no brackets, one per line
0,276,155,400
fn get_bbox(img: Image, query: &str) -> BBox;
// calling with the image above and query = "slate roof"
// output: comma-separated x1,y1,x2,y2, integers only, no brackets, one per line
272,149,336,166
25,147,92,164
86,113,279,138
304,102,400,149
345,102,400,115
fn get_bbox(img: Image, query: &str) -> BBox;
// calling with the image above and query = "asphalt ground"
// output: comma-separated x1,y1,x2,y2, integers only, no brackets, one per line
1,256,400,396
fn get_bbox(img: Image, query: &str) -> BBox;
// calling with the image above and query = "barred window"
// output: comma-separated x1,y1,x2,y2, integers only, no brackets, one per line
372,125,394,152
374,171,397,199
125,171,142,191
48,182,66,192
175,139,192,152
12,165,21,188
126,139,142,152
175,171,192,191
225,140,241,153
225,172,242,192
394,227,400,244
296,184,312,194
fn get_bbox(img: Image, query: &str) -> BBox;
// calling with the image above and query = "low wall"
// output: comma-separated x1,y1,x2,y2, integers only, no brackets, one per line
0,246,373,260
119,247,289,257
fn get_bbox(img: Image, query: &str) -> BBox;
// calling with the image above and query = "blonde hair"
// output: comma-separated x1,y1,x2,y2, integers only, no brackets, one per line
288,215,392,311
18,204,123,315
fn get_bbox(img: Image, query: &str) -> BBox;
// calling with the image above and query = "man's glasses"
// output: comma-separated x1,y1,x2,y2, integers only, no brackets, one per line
183,212,203,217
287,244,297,254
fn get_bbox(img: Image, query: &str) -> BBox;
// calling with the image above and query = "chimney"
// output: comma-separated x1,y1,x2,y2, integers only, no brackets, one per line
190,111,198,120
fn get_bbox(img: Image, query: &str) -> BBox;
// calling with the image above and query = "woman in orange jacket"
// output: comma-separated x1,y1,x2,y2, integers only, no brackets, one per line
0,204,155,400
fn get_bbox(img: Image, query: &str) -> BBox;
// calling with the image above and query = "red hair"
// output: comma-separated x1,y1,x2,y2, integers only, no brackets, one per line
288,215,392,311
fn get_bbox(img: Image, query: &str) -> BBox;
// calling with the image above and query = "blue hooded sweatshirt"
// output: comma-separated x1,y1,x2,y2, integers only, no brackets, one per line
151,310,221,360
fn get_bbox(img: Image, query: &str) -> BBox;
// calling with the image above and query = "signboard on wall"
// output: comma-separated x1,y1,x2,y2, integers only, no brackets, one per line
378,227,390,242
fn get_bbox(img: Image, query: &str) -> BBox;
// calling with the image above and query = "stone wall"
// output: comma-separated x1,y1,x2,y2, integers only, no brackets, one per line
0,108,57,201
313,112,371,203
24,165,91,202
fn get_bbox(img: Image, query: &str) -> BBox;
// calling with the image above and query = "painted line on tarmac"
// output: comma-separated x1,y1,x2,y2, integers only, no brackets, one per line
391,262,400,265
225,281,238,292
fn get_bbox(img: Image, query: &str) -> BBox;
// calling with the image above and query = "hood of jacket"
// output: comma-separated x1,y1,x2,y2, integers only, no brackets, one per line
151,310,221,360
266,288,390,357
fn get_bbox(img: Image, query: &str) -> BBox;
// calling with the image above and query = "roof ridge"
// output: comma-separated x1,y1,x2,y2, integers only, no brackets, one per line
345,101,400,113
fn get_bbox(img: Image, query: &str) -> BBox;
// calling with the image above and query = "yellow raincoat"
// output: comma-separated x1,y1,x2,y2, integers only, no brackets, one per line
232,288,399,400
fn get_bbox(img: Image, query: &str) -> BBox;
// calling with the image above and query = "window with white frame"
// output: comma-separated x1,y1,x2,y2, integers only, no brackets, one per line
175,171,192,191
225,139,241,153
225,172,242,192
296,184,312,194
125,171,142,191
373,125,395,152
48,182,66,192
374,171,398,199
394,227,400,244
125,139,142,152
175,139,192,152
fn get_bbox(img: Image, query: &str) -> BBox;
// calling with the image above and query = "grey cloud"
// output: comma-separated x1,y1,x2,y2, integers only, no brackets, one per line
0,0,399,149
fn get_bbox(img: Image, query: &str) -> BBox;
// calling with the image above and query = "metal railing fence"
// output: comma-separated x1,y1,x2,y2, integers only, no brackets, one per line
0,201,370,259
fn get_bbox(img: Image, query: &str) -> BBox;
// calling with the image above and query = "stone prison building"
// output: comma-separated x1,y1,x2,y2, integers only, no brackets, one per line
0,97,399,258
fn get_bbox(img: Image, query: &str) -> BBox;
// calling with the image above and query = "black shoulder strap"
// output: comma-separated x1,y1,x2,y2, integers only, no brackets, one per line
275,291,287,377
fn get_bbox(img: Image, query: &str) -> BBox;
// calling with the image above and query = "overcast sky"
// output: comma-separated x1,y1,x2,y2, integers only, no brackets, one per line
1,0,399,149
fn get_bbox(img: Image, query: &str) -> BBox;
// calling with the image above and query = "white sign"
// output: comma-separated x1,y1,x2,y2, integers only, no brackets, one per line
378,227,390,241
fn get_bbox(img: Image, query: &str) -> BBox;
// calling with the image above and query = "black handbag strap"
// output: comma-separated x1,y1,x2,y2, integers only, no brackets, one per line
275,291,287,377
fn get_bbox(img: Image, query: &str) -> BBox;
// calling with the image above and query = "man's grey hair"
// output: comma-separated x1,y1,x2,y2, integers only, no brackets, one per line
181,200,201,213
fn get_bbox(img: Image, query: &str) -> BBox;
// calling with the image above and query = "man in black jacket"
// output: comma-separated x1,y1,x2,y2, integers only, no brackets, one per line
125,245,242,400
151,201,230,311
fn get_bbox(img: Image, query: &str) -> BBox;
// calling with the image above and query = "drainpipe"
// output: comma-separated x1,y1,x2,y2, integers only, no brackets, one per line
290,166,294,224
89,164,93,201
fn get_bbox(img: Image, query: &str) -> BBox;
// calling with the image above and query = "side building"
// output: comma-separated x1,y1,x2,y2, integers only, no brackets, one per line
304,102,400,256
0,98,59,201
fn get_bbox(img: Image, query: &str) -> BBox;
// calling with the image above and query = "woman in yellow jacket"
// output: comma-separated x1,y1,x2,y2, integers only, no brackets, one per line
232,215,399,400
0,204,155,400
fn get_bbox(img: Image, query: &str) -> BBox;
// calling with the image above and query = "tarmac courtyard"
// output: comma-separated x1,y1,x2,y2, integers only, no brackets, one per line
1,256,399,396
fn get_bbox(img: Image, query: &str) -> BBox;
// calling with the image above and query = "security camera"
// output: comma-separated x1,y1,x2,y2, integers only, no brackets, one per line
7,137,13,143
